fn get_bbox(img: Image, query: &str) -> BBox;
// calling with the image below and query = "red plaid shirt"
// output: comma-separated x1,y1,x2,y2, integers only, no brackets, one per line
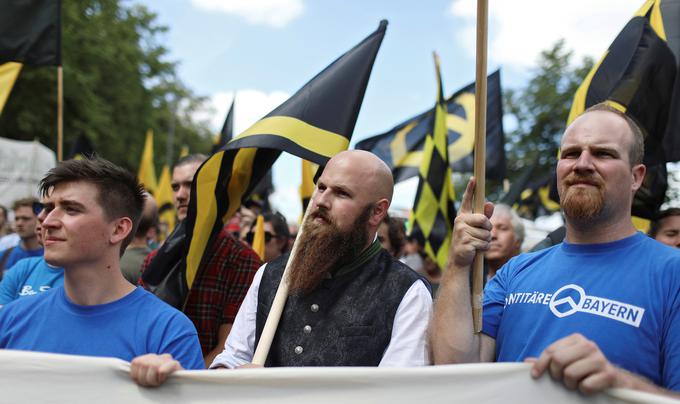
142,228,262,354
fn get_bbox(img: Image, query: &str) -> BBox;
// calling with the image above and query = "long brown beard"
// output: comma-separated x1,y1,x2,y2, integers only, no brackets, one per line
286,204,374,296
560,173,606,221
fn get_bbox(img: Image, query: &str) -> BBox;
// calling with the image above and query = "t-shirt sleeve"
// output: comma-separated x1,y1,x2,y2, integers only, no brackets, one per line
662,257,680,391
0,260,26,305
481,263,510,339
159,314,205,370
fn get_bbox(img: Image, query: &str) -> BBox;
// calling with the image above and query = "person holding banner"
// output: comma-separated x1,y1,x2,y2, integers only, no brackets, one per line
432,104,680,396
131,150,432,387
0,158,204,370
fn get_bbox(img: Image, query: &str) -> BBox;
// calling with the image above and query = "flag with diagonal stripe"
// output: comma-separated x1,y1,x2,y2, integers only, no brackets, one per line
409,54,456,271
142,21,387,308
565,0,678,221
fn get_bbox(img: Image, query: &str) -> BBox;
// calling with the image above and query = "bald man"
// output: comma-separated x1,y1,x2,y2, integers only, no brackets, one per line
131,151,432,386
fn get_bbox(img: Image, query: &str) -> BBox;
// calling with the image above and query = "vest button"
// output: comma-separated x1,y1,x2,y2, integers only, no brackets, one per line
303,325,312,334
295,346,304,354
310,304,319,312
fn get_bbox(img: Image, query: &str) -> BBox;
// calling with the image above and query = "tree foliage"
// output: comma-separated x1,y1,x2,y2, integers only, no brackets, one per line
0,0,212,172
503,40,594,182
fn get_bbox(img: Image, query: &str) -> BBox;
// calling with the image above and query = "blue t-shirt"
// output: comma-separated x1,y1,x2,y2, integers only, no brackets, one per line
0,257,63,305
483,232,680,390
0,286,204,369
1,244,43,272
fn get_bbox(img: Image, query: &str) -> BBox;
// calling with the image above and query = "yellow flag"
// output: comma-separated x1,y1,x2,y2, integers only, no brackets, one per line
138,130,158,193
155,165,176,239
252,214,265,260
179,145,189,158
299,159,317,217
0,62,22,114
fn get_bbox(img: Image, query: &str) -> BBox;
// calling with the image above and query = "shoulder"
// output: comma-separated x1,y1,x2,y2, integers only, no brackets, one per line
133,288,198,329
0,286,60,317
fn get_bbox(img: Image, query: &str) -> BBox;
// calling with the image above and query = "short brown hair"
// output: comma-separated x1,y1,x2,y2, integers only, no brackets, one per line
12,197,39,213
39,157,145,255
584,102,645,166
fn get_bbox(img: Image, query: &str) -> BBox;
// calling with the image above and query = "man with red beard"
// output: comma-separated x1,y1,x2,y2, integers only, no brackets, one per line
131,150,432,386
432,103,680,397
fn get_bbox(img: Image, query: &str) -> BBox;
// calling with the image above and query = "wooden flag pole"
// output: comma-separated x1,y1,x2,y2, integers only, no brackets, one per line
471,0,488,333
57,66,63,161
252,199,314,365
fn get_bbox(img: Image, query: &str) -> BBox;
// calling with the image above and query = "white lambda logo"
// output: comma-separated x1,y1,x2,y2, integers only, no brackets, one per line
505,284,645,328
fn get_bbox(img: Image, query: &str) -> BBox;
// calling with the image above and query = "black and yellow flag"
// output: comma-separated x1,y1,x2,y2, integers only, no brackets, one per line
67,133,95,160
143,21,387,308
356,69,505,182
212,98,234,154
299,159,318,214
138,130,158,194
409,54,456,271
0,62,21,114
0,0,61,66
566,0,679,220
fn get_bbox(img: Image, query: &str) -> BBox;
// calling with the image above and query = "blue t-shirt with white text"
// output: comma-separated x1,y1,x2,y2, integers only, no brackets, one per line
483,232,680,391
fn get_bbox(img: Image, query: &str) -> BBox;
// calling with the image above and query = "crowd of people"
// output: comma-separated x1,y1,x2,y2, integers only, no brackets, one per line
0,103,679,397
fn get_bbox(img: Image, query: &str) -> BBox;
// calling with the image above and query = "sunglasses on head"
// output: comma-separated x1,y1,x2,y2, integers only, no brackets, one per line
32,202,44,216
245,231,276,244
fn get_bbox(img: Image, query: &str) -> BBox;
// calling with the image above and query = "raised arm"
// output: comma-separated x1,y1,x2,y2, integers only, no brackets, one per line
432,178,496,364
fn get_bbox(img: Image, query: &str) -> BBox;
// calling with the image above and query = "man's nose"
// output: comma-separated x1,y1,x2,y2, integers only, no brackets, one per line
574,151,595,171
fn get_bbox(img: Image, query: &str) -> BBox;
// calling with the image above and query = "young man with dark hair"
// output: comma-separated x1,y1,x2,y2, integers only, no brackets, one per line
0,198,42,272
0,158,204,369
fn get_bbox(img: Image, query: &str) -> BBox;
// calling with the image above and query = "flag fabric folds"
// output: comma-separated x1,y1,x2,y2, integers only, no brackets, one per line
138,130,158,194
566,0,679,219
0,62,22,114
156,165,176,240
252,214,266,260
409,54,456,271
143,21,387,307
212,98,234,154
356,70,505,183
0,0,61,66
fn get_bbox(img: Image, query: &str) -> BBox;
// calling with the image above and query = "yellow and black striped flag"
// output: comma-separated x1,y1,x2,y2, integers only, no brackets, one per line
356,70,505,182
155,165,176,240
0,62,21,115
566,0,678,220
212,97,234,154
143,21,387,308
409,54,456,271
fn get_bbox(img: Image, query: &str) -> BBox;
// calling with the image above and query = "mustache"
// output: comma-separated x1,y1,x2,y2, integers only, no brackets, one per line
310,207,332,223
564,173,604,187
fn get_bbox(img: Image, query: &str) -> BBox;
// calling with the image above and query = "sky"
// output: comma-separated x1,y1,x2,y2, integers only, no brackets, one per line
136,0,645,222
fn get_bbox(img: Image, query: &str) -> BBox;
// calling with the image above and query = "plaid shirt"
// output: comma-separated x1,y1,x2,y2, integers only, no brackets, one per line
142,228,261,354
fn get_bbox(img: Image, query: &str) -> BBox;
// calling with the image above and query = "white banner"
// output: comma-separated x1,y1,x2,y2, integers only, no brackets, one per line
0,137,56,207
0,350,675,403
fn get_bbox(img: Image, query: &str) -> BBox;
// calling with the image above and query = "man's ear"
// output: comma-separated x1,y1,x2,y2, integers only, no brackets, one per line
368,199,390,227
110,217,133,245
631,164,646,192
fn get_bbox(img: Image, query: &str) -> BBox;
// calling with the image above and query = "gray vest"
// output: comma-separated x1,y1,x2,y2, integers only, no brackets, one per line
255,241,426,366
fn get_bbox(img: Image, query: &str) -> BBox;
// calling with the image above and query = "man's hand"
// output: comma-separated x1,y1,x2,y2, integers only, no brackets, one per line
448,177,494,271
130,353,183,387
529,333,628,395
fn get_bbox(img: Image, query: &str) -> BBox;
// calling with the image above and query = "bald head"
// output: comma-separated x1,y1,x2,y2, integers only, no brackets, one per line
325,150,394,205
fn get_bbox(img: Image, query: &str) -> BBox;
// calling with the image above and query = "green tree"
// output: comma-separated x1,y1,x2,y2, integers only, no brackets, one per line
0,0,212,172
503,40,594,182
